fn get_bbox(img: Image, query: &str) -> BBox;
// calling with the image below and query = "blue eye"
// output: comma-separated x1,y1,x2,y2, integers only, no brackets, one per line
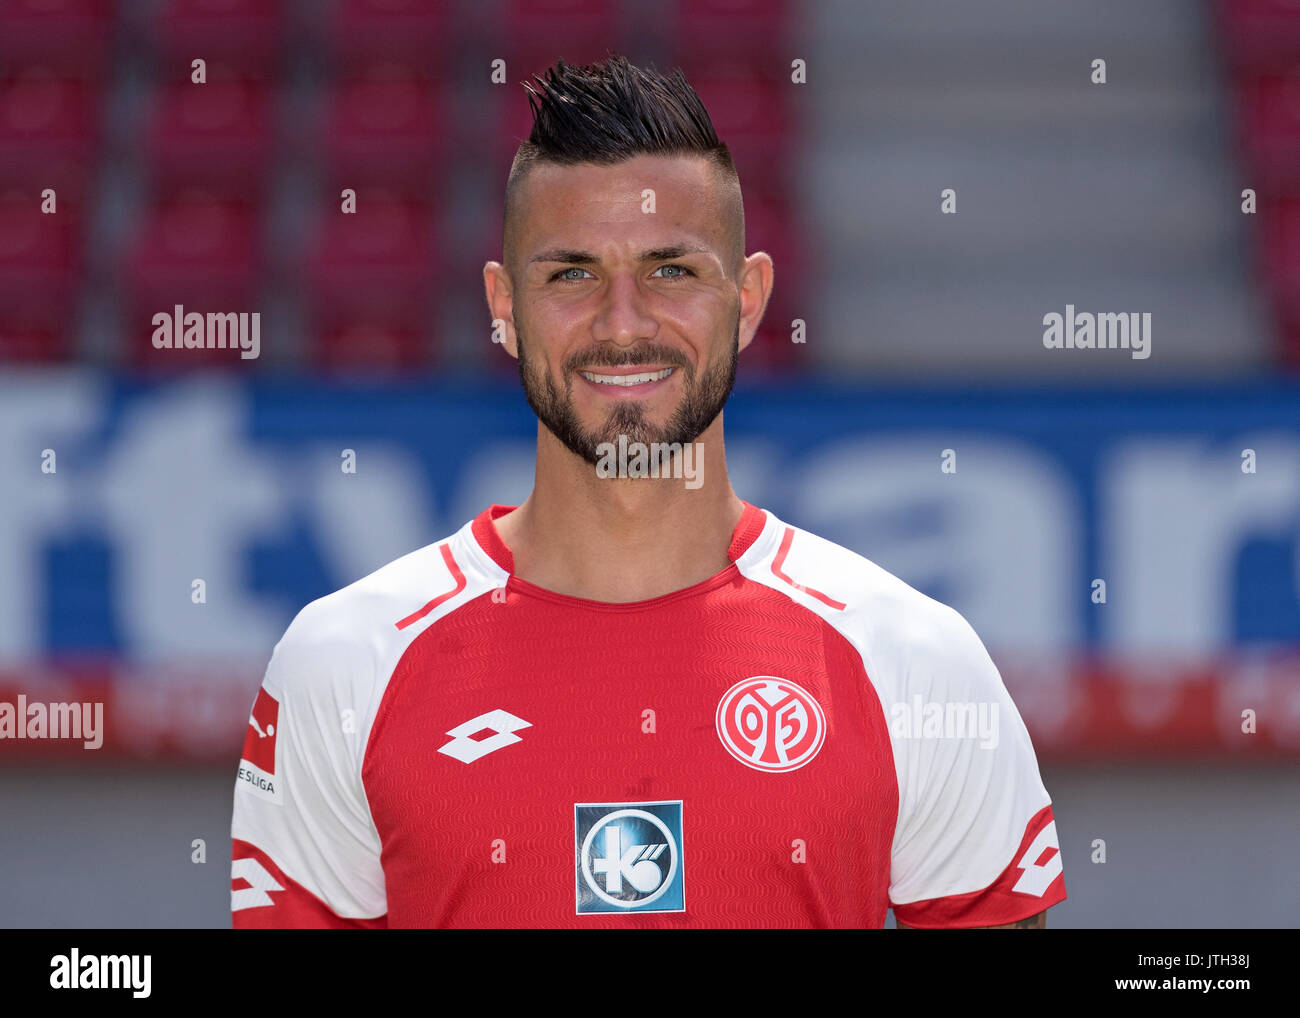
548,264,694,283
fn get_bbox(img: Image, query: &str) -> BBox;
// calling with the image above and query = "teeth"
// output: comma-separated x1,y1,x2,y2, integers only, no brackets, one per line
580,368,674,386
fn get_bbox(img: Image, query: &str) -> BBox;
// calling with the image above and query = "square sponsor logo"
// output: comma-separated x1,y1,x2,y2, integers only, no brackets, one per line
575,801,684,915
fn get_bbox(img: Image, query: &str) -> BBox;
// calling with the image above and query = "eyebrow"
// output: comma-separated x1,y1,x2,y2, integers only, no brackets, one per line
529,243,712,266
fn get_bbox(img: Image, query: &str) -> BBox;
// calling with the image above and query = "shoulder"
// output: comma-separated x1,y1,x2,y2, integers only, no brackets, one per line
264,516,502,703
737,508,998,697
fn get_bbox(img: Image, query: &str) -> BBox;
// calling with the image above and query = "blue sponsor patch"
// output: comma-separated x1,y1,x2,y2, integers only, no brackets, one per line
575,801,684,914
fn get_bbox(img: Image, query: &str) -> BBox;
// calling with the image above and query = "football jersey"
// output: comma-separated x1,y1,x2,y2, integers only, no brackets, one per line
231,502,1066,928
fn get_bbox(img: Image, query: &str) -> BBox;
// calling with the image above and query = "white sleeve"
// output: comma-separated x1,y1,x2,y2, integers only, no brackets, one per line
886,603,1064,927
231,600,387,927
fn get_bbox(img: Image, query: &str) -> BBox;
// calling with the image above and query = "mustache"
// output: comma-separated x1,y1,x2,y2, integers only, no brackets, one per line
564,345,689,373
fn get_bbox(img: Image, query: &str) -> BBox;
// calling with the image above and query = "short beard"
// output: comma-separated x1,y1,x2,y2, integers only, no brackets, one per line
516,315,739,466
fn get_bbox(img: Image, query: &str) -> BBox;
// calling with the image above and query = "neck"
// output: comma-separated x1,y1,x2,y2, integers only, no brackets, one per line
494,415,745,602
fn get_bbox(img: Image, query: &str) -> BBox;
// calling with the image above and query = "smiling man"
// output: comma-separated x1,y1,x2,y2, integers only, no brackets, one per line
231,55,1066,929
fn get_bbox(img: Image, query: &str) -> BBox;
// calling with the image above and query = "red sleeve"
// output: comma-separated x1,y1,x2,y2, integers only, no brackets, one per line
232,840,387,929
892,805,1066,929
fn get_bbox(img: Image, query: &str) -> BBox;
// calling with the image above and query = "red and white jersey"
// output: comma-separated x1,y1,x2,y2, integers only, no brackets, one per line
231,502,1066,928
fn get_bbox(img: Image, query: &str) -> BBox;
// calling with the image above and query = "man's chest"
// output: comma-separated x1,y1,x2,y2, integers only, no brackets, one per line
361,600,900,927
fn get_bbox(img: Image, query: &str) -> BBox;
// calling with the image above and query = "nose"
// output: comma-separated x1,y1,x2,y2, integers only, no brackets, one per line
592,271,658,348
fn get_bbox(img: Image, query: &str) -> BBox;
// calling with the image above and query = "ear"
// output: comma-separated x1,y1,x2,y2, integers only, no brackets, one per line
736,251,774,355
483,261,519,359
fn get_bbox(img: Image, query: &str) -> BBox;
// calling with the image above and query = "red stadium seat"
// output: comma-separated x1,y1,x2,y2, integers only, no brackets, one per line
1259,198,1300,327
0,195,81,292
313,321,432,373
492,85,540,168
1216,0,1300,74
1282,321,1300,367
742,194,807,372
0,72,99,198
125,199,262,369
0,308,73,362
0,197,81,361
327,0,457,74
1234,74,1300,189
145,80,275,201
687,62,794,194
153,0,288,80
320,72,450,197
666,0,792,65
303,199,439,370
0,0,115,78
745,193,804,286
306,200,436,306
500,0,619,78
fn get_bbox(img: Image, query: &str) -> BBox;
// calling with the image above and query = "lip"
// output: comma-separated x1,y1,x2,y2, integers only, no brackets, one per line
576,365,677,399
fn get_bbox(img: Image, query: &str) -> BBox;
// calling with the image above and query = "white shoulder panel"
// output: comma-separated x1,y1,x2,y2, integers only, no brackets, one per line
231,516,508,919
733,507,1053,906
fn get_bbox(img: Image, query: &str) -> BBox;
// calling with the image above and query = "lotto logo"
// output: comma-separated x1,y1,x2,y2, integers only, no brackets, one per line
437,709,531,764
716,676,826,773
1012,820,1063,897
231,856,283,912
575,802,684,915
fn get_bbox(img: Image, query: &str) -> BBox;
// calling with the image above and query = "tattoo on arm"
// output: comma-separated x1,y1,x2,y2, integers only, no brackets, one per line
896,910,1046,930
990,912,1046,929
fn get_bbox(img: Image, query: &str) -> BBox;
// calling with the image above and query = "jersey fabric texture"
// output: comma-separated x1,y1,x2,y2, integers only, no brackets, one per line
231,502,1066,928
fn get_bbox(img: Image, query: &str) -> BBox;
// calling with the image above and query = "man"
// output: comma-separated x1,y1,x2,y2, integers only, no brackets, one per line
231,55,1066,928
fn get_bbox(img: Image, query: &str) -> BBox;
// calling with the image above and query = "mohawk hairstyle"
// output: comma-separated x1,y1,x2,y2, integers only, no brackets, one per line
502,54,744,275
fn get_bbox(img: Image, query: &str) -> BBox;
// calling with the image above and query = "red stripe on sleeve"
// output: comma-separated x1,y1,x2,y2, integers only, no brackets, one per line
771,527,848,611
394,543,466,630
892,804,1066,929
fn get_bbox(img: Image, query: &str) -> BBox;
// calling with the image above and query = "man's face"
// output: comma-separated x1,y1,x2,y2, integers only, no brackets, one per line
505,155,745,464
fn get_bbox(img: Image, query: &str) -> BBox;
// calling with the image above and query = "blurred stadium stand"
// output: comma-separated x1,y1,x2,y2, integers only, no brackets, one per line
0,0,1293,372
0,0,811,371
1219,0,1300,364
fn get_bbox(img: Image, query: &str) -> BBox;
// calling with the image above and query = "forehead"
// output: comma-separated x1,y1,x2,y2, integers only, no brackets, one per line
516,154,727,252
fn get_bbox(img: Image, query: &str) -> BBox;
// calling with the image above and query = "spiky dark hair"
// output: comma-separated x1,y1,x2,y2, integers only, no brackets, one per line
502,54,744,275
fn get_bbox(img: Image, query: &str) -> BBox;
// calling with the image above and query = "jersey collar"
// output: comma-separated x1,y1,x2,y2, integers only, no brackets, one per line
471,501,767,575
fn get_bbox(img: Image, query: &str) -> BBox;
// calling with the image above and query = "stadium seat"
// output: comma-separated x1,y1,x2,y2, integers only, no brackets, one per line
1282,321,1300,366
666,0,791,65
320,72,450,197
125,199,262,369
1216,0,1300,73
303,199,439,370
145,79,275,201
0,307,72,361
0,197,80,361
0,72,99,198
686,62,794,195
0,0,115,79
744,194,807,372
491,85,541,168
327,0,457,74
1234,74,1300,190
1259,197,1300,318
312,320,432,373
152,0,288,81
496,0,621,99
500,0,619,73
745,193,804,288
